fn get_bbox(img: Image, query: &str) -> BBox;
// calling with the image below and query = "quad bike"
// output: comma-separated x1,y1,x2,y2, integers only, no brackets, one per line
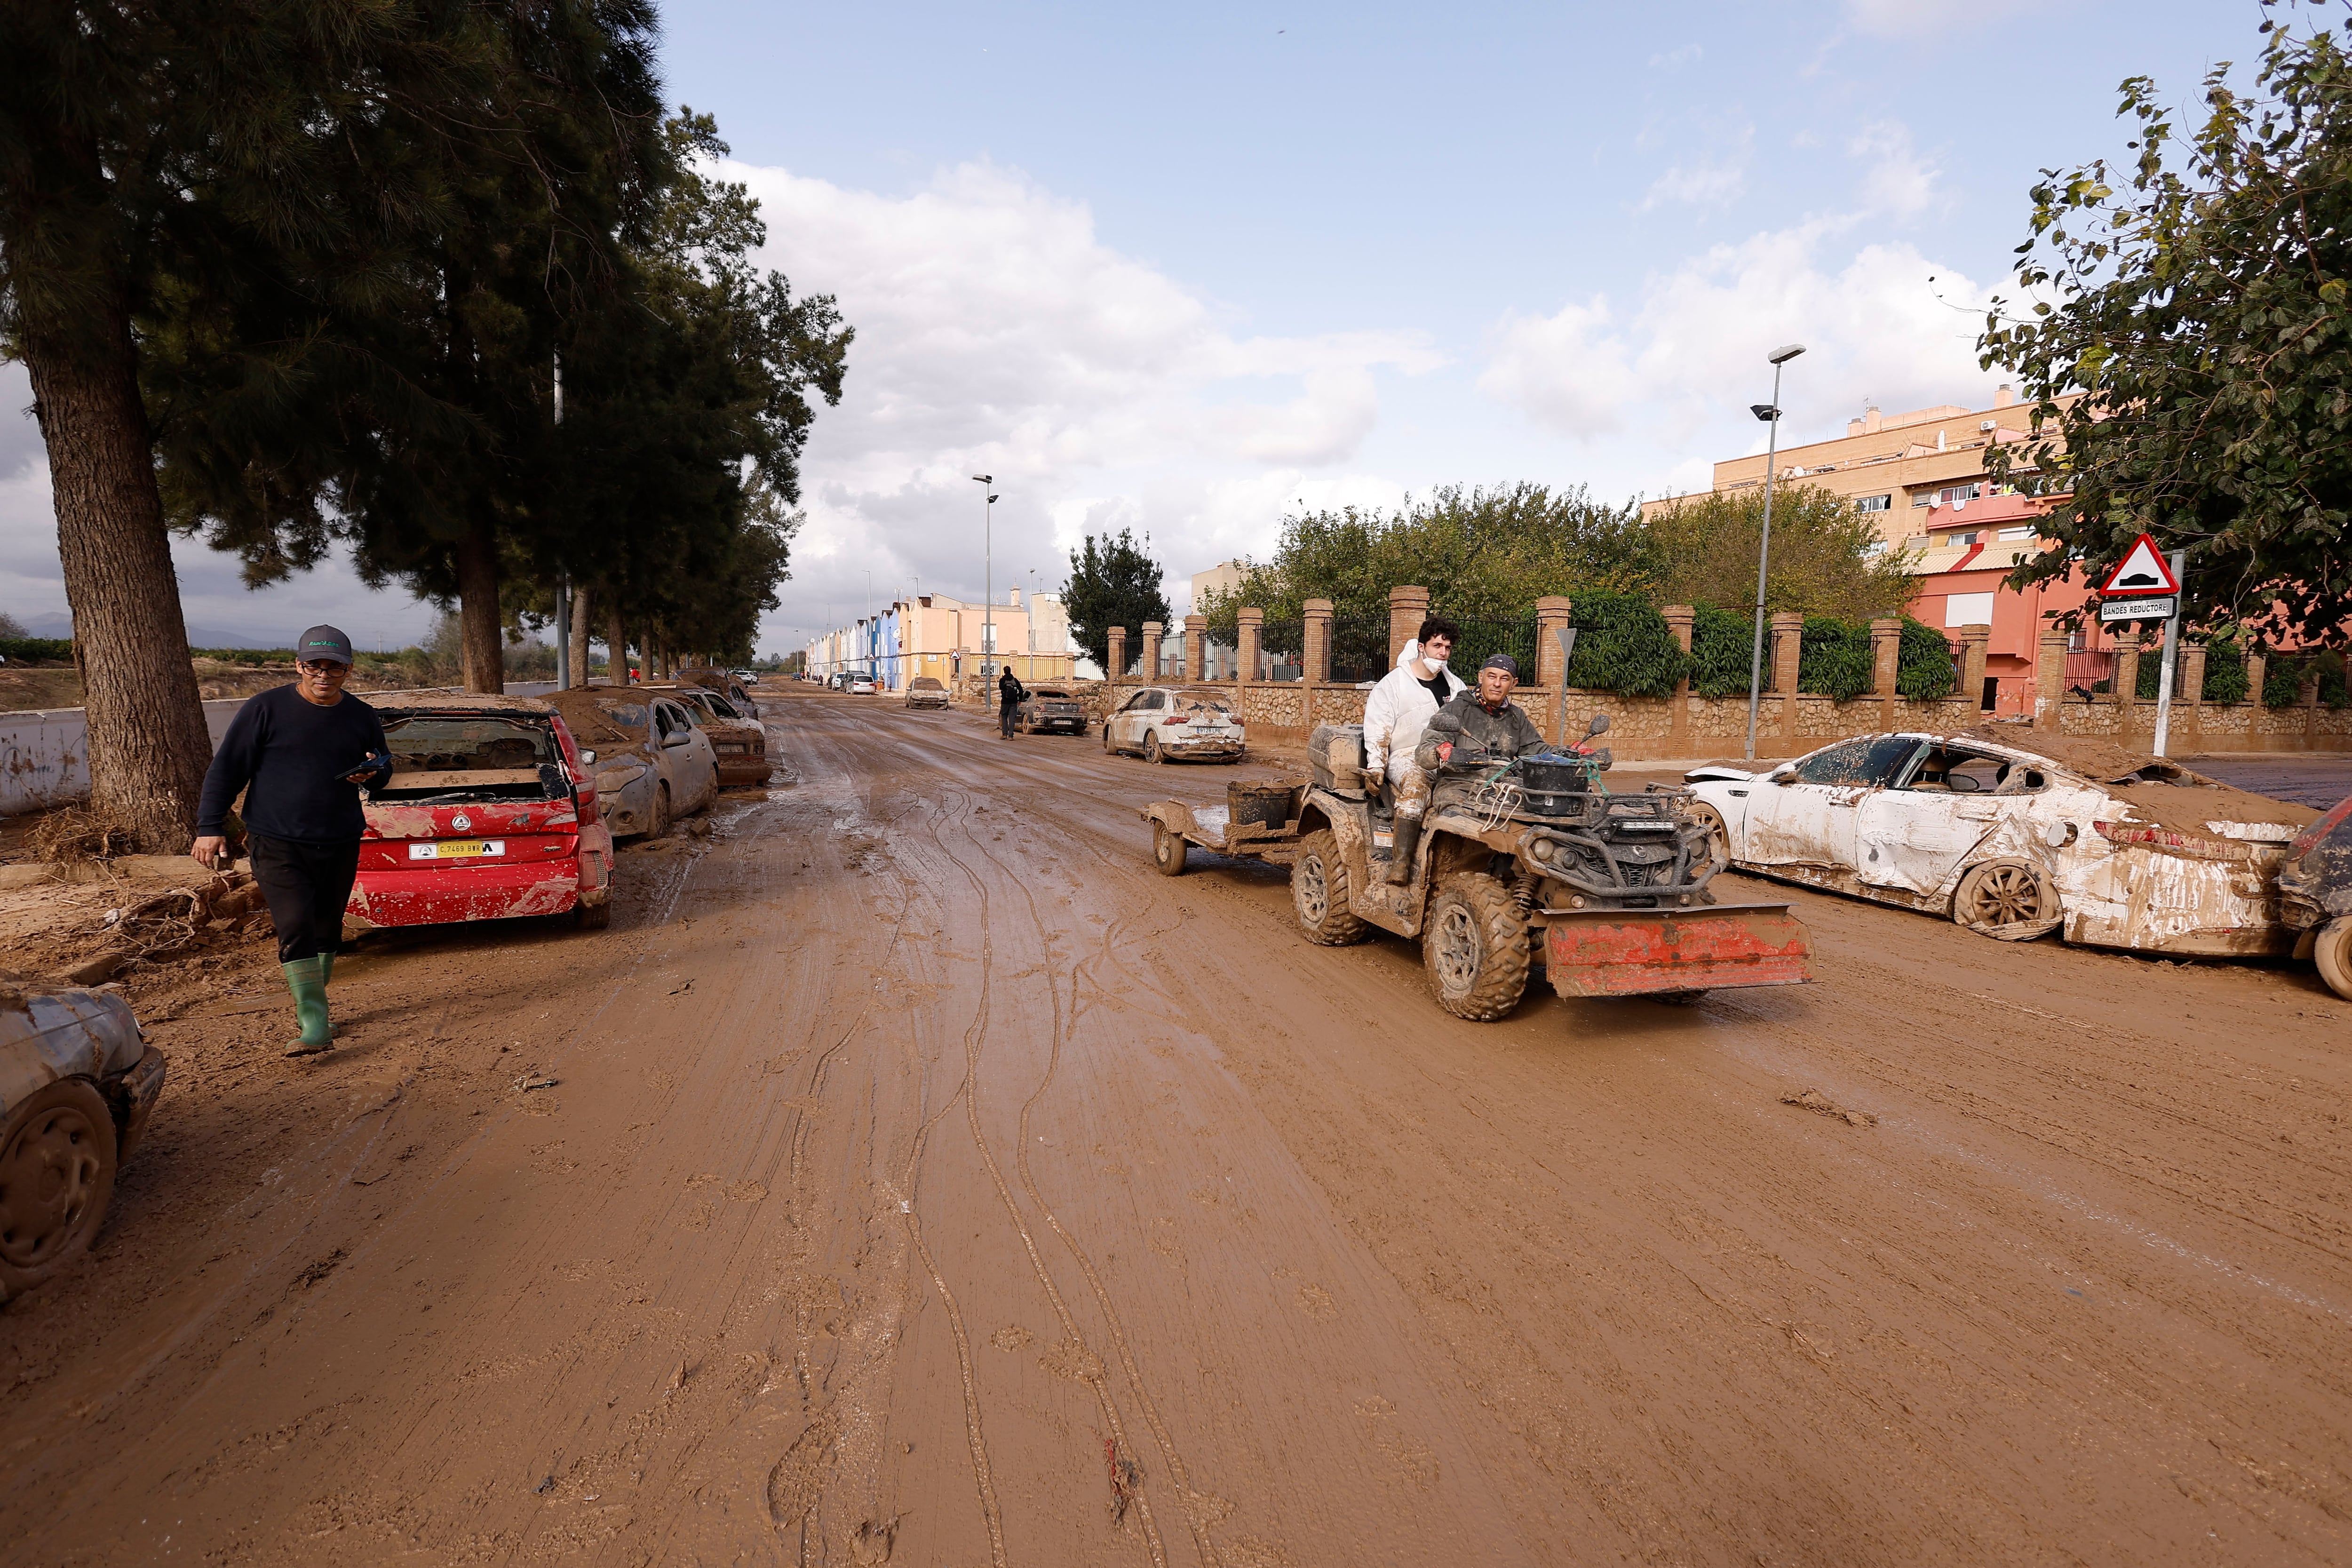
1146,716,1815,1021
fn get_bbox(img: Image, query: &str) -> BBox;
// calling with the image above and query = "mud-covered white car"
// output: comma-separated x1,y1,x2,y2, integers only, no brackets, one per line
545,689,717,840
1102,686,1245,764
1683,731,2316,955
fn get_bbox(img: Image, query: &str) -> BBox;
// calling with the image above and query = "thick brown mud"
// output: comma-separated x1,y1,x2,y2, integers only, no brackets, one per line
4,685,2349,1565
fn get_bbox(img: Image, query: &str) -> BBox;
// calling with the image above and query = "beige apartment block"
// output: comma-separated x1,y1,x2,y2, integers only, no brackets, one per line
1645,385,2064,551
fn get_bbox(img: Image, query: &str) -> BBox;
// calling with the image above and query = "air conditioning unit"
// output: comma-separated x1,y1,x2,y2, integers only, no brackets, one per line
1979,420,1996,431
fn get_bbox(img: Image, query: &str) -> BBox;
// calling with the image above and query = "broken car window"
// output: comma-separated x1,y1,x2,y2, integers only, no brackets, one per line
1792,736,1923,787
381,716,556,772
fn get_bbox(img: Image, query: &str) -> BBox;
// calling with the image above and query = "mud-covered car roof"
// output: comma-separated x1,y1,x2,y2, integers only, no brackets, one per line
542,687,667,743
360,690,555,717
909,676,945,688
1027,687,1073,698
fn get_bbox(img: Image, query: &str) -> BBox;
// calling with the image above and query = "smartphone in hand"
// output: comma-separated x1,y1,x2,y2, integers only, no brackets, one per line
342,750,391,783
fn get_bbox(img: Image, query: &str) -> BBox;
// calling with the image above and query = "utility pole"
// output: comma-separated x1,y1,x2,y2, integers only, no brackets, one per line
1744,343,1806,761
552,350,569,691
972,476,998,677
2152,549,2188,756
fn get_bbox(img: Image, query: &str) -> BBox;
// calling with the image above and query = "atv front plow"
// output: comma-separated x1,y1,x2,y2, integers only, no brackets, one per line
1542,904,1814,999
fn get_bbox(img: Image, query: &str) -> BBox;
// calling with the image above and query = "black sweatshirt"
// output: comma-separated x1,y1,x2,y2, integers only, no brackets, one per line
196,685,391,843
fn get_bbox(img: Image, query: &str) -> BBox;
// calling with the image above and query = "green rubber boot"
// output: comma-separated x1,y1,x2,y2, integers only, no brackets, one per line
320,950,334,986
283,956,332,1056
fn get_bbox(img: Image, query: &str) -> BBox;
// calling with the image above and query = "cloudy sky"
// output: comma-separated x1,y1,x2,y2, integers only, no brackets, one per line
0,0,2268,653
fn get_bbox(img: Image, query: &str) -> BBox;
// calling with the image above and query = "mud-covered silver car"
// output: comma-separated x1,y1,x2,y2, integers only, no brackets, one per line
1684,731,2316,955
1,979,165,1298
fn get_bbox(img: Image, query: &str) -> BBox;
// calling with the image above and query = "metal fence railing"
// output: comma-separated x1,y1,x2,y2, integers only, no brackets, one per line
1328,615,1389,685
1449,616,1539,679
1258,619,1304,681
2063,649,2115,693
1202,638,1240,681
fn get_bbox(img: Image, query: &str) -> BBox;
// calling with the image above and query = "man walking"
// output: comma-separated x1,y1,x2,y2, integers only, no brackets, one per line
191,626,391,1057
997,665,1026,739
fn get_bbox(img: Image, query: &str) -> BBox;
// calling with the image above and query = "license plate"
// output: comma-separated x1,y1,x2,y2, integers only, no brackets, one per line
409,839,504,860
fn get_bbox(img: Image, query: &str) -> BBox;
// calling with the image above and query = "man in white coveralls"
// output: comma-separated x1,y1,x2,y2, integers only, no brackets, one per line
1360,616,1465,884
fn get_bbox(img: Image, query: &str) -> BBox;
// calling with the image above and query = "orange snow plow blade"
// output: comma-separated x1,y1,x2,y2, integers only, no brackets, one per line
1543,903,1815,998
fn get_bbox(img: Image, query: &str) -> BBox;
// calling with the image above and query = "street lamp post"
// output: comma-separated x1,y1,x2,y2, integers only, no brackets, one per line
1744,343,1806,761
972,475,998,676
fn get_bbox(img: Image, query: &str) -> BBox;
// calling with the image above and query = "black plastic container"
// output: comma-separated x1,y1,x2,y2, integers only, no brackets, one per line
1229,781,1300,828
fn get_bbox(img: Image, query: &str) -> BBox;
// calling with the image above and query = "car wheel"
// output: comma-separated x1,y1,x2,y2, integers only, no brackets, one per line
1151,822,1187,877
1422,872,1533,1021
2314,917,2352,1002
1143,731,1164,765
1102,724,1116,756
1688,804,1732,868
0,1079,119,1297
650,781,672,839
574,899,611,931
1952,860,2056,939
1292,829,1372,946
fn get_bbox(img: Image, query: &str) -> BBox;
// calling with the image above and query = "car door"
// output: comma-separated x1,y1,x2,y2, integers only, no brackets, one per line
1854,743,2035,896
652,700,715,812
1112,690,1155,751
1745,736,1924,874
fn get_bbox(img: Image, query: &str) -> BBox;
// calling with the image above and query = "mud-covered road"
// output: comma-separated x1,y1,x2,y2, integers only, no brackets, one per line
7,685,2351,1566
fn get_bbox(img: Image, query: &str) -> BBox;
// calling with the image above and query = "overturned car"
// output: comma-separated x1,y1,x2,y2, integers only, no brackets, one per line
1684,730,2317,955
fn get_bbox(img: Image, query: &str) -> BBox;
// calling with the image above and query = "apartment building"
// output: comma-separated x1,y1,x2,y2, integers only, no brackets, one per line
805,589,1079,690
1656,388,2118,715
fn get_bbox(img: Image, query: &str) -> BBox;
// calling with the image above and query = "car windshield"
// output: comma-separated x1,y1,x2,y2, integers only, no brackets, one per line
381,716,556,771
1792,736,1923,787
1173,690,1232,712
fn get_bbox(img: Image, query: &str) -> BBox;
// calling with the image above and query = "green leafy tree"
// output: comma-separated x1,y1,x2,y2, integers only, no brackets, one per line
1063,530,1171,672
1896,619,1959,701
1980,0,2352,643
1644,485,1921,622
1,0,550,845
1561,589,1689,698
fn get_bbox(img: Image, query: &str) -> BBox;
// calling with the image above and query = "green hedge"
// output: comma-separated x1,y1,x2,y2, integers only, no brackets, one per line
2264,651,2352,708
1797,617,1874,700
1688,604,1758,698
1895,617,1957,700
1561,589,1689,699
2133,640,2255,702
0,637,74,662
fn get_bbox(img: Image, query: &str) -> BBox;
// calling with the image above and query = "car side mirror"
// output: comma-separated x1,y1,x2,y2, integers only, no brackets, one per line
580,748,597,766
1586,713,1611,736
1769,766,1798,784
662,731,690,748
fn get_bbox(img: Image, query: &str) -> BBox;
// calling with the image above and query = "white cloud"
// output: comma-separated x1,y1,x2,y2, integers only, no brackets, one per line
1479,216,2001,457
1639,126,1753,211
1848,119,1939,219
729,158,1440,643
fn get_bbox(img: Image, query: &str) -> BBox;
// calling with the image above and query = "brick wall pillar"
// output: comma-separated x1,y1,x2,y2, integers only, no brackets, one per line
1236,608,1262,687
1959,624,1991,711
2178,642,2208,751
1662,605,1694,750
2033,628,2070,728
1140,621,1164,681
1388,584,1430,668
1107,626,1128,681
1770,612,1804,743
2244,650,2266,715
1534,596,1574,691
1303,599,1333,686
1871,616,1902,729
2114,636,2143,743
1182,614,1207,683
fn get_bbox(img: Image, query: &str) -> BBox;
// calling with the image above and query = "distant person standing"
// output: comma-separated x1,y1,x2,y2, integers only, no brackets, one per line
997,666,1025,739
191,626,392,1057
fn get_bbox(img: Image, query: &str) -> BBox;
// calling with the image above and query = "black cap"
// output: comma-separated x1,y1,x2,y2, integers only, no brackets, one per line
1481,653,1519,677
295,625,354,665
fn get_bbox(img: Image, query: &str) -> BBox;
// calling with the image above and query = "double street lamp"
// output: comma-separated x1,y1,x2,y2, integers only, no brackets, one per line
1744,342,1806,761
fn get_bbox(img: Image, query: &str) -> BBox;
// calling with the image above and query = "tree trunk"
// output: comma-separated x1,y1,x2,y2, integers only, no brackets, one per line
606,597,628,685
22,308,215,853
455,512,504,694
567,586,592,690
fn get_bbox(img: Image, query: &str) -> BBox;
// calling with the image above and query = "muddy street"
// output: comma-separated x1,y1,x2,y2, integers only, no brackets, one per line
5,683,2350,1566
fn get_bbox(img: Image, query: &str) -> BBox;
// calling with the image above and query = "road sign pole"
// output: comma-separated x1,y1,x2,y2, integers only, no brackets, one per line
2151,549,2186,757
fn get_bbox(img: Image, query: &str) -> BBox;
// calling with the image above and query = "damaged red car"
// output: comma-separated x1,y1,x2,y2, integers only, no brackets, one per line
344,693,616,935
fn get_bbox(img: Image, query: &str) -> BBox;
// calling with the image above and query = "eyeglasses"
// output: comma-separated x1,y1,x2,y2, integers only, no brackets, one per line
297,660,349,675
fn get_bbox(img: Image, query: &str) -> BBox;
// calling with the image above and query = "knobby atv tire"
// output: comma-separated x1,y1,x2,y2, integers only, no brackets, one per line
1422,872,1532,1021
0,1078,119,1297
2314,918,2352,1003
1152,822,1188,876
1291,829,1372,946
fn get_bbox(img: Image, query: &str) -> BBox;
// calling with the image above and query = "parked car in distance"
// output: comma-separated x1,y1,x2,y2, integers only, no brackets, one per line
1015,686,1088,736
849,675,877,695
678,665,760,717
545,688,718,840
0,976,167,1298
1682,730,2317,954
641,682,768,787
352,693,616,931
1103,686,1245,764
906,676,950,709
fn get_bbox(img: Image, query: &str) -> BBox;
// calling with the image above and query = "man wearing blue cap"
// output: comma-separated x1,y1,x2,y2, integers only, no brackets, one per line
191,626,392,1056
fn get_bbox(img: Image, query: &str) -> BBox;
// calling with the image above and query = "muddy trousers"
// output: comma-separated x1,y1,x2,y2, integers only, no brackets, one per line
248,834,361,963
999,703,1019,737
1383,764,1431,883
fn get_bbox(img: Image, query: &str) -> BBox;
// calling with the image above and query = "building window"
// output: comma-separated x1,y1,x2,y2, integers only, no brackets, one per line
1854,493,1891,513
1996,525,2034,541
1944,591,1997,628
1946,531,1980,547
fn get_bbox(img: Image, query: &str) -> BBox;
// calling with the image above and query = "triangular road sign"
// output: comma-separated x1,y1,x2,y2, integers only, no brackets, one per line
2099,533,2179,597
